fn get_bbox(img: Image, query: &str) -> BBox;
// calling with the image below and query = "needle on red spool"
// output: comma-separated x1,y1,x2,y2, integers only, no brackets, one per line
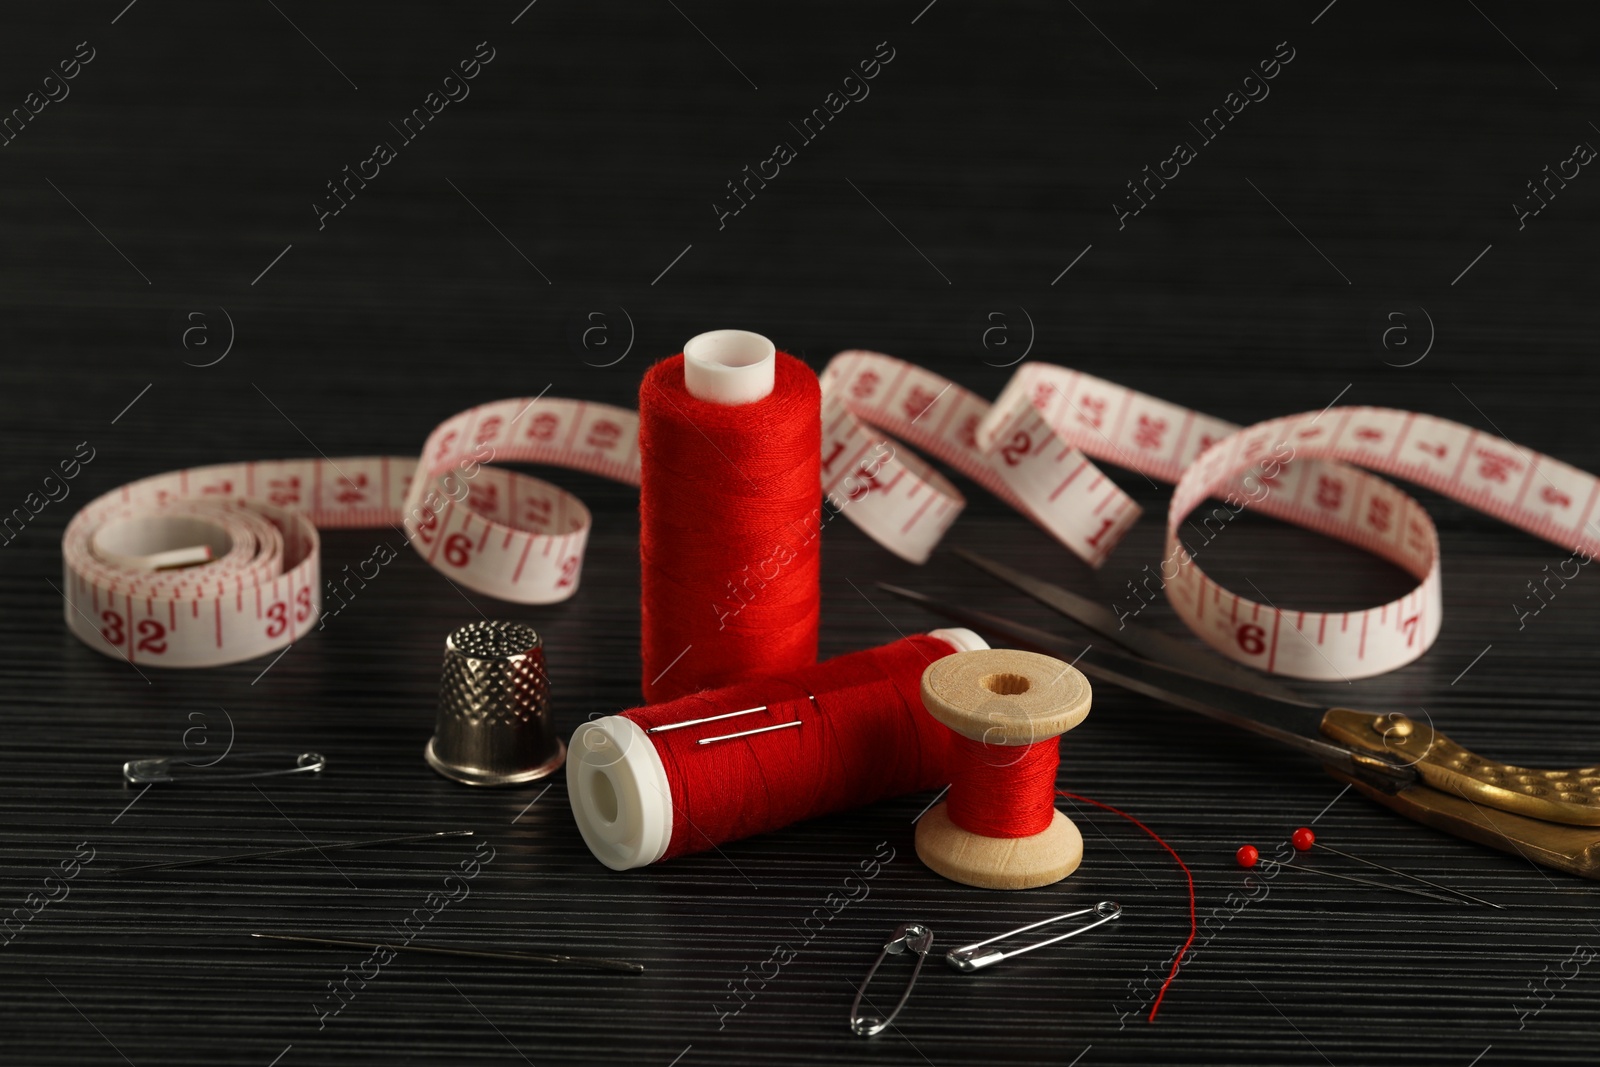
1290,827,1501,909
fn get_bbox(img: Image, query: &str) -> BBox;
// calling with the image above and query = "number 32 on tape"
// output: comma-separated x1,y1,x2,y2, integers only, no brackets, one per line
61,397,640,668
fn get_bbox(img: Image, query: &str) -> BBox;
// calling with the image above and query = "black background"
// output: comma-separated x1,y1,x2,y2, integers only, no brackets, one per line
3,2,1598,1064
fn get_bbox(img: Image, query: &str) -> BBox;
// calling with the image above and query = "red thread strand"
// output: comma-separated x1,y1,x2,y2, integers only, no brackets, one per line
946,734,1060,838
1058,790,1194,1023
624,635,956,860
638,352,821,702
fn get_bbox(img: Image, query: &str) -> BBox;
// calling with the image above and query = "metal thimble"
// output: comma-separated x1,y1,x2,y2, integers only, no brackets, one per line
425,621,565,787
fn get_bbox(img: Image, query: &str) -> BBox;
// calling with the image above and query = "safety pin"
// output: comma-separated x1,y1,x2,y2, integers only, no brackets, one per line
123,751,327,785
945,901,1122,973
849,921,932,1037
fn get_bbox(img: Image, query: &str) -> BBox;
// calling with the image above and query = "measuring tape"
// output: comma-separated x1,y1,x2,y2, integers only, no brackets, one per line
64,356,1597,680
820,354,1600,681
61,397,640,667
1165,404,1597,679
819,351,1142,566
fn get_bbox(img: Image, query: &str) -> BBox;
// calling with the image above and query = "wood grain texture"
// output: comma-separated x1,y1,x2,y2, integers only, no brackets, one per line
916,807,1084,891
2,1,1598,1064
920,648,1092,742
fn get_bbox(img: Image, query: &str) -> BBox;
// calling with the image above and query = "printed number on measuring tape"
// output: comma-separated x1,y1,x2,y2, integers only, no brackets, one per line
819,351,1142,566
819,353,1600,682
64,353,1600,681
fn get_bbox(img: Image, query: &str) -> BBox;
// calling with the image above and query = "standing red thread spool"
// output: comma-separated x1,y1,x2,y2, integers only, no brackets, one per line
638,330,822,702
566,628,989,869
915,648,1092,890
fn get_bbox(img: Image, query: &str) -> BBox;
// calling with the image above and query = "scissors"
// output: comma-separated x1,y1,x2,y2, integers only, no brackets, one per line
880,548,1600,881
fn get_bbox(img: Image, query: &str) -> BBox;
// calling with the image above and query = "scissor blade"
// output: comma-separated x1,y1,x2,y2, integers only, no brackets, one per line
952,548,1304,704
881,583,1416,788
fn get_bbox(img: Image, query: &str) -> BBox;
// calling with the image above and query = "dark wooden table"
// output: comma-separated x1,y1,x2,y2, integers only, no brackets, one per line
3,2,1598,1063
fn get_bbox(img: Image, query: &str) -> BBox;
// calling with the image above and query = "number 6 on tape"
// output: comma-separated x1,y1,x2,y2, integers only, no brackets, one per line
823,354,1600,682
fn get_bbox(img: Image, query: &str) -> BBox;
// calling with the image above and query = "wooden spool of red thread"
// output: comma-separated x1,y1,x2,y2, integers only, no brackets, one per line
915,648,1092,890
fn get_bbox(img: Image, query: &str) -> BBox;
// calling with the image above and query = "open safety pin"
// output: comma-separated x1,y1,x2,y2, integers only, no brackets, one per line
946,901,1123,973
849,922,933,1037
123,751,327,785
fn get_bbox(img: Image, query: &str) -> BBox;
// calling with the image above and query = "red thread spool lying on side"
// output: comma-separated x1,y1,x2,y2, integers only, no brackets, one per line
566,629,988,870
915,648,1092,890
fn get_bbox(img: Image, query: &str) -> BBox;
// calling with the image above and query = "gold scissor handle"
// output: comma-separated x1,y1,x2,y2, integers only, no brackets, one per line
1321,709,1600,826
1325,768,1600,880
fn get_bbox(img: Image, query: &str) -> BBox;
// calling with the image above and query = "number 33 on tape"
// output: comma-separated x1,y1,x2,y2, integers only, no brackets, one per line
60,397,640,668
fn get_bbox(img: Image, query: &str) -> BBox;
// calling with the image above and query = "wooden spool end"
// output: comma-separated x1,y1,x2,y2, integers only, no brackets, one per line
920,648,1091,743
915,648,1092,890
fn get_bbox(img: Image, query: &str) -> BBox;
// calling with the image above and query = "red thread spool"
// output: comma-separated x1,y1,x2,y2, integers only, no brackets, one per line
915,649,1092,890
638,330,822,702
566,629,988,870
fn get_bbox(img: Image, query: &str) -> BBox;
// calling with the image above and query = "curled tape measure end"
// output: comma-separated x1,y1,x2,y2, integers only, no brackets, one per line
63,396,642,668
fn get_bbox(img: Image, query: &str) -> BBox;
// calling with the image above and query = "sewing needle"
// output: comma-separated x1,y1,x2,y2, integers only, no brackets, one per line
113,830,474,874
250,933,645,974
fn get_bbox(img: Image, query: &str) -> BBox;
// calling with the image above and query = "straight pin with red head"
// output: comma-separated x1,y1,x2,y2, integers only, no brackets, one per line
1289,827,1502,909
1235,838,1466,905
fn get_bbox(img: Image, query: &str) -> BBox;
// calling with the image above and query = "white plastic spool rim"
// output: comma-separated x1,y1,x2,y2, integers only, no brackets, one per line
681,329,776,406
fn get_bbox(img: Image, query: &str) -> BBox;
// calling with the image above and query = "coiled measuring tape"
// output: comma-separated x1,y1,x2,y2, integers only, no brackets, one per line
64,357,1599,680
61,397,639,667
819,353,1600,681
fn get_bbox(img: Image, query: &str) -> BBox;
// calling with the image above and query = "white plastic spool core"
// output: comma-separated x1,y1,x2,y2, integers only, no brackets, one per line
566,627,988,870
682,329,776,406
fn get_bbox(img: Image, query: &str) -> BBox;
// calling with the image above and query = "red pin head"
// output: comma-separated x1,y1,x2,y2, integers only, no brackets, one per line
1235,844,1260,868
1292,827,1316,852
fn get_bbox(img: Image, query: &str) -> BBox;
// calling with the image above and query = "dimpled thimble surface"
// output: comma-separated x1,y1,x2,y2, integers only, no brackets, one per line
425,620,564,786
